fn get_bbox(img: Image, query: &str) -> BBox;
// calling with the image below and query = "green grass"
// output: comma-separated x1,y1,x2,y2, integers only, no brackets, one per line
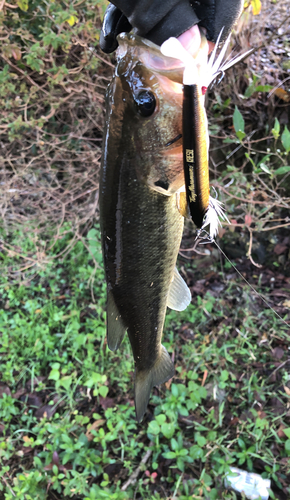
0,224,290,500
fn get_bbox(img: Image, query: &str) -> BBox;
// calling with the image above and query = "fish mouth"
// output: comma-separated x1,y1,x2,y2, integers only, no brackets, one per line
117,33,184,84
165,133,182,147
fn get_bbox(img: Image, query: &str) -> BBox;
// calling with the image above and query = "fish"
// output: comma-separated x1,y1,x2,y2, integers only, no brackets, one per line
99,33,192,422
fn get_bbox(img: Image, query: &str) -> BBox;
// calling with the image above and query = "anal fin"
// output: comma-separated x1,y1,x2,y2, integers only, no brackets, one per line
135,345,174,423
107,290,127,351
167,267,191,311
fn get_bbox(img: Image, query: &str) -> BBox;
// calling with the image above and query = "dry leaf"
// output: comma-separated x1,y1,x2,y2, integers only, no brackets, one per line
259,332,268,344
274,243,288,255
165,379,172,390
277,424,287,438
201,370,208,387
273,347,284,360
284,386,290,396
86,419,106,441
11,47,22,60
273,88,290,103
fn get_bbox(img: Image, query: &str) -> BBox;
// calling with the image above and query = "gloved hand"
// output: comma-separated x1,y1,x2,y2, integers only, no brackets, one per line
100,4,132,54
99,0,243,54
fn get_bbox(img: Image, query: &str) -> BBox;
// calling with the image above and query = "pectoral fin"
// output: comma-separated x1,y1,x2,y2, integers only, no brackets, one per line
106,290,127,351
167,267,191,311
135,345,174,422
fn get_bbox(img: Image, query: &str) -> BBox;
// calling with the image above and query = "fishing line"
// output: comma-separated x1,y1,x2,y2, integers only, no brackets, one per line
196,229,290,327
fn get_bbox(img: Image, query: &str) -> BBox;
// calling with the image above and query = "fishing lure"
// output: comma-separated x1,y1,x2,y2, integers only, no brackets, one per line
161,32,253,238
182,69,209,229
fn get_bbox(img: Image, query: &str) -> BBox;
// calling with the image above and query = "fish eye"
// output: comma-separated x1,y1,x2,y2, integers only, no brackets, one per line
134,90,156,117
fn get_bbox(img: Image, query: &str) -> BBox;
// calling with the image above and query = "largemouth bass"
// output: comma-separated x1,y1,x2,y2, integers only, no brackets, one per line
99,33,191,422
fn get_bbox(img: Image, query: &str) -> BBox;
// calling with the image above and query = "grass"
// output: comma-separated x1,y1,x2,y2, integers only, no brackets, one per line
0,222,290,499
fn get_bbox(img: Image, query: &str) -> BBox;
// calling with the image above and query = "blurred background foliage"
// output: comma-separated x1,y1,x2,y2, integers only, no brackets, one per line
0,0,110,277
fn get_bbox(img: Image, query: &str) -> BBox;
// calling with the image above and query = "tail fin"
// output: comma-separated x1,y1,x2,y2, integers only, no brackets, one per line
134,345,174,423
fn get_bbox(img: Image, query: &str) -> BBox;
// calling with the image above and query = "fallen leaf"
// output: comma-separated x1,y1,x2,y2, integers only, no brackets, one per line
20,392,43,408
52,451,60,465
35,404,56,419
272,347,284,360
274,243,288,255
277,424,287,438
284,386,290,396
44,450,72,472
259,332,268,345
11,47,22,60
280,457,290,466
273,88,290,103
229,417,239,427
201,370,208,387
165,379,172,390
99,397,115,410
12,388,26,399
86,419,106,441
0,385,11,398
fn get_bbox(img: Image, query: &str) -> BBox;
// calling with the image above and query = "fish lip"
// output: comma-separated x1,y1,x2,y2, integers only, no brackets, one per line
117,32,185,81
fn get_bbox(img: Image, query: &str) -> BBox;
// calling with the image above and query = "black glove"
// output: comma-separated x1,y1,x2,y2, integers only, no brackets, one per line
100,0,243,54
192,0,243,43
100,3,132,54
